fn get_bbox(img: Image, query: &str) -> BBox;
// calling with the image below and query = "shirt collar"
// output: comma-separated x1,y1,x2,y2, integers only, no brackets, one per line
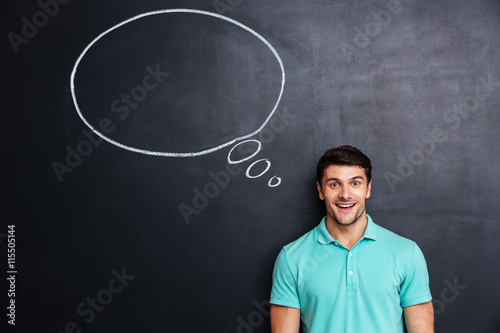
362,214,377,241
317,214,377,245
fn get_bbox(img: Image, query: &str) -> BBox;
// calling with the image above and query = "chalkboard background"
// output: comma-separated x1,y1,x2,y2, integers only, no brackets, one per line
3,0,500,332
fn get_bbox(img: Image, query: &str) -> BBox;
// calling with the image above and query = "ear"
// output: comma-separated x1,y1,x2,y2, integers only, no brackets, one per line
365,180,372,199
316,181,325,200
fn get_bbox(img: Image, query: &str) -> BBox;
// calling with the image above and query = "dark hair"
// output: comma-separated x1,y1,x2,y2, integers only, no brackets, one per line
316,145,372,184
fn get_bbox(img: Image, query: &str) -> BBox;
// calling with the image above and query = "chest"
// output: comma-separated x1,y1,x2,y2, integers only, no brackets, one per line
296,244,404,304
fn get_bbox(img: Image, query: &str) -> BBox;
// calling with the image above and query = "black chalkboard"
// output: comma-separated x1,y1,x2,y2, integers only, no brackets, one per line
3,0,500,332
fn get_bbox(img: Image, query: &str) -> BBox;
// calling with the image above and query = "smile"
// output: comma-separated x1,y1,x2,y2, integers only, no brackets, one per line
336,204,355,208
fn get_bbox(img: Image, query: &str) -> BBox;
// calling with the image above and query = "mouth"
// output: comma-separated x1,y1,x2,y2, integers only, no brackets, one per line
335,203,356,212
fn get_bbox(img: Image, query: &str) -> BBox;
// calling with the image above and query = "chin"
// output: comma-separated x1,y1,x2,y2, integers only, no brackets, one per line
332,211,363,226
334,218,357,226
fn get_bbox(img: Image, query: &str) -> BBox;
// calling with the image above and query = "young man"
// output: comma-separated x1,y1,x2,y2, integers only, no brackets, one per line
270,146,434,333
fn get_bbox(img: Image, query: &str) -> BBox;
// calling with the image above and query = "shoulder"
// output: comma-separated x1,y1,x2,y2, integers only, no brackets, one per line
283,227,318,252
373,223,423,259
376,223,416,246
371,223,430,279
277,225,320,263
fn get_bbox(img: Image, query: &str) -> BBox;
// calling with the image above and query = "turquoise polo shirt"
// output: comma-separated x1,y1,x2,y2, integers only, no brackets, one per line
270,215,432,333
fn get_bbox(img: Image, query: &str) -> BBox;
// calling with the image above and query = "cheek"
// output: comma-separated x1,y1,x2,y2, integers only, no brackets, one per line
353,190,366,200
321,188,334,200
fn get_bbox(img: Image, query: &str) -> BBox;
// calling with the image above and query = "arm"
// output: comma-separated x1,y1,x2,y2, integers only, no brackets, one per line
403,301,434,333
270,304,300,333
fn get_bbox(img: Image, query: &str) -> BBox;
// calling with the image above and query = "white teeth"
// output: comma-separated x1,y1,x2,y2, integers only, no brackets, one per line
338,204,354,208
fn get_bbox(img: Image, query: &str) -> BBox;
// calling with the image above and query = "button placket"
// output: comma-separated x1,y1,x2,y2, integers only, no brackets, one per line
346,248,357,292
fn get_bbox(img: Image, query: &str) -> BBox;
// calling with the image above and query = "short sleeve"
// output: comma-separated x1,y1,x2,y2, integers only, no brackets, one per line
270,248,301,309
400,243,432,307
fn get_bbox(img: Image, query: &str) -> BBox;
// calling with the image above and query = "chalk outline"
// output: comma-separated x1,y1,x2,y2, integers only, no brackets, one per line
227,139,262,164
268,176,282,187
70,8,286,157
245,158,271,178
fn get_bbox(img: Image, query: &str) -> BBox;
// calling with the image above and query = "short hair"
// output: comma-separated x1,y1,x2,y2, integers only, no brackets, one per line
316,145,372,184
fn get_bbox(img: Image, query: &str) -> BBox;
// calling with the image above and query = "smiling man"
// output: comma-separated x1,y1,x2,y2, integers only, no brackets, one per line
270,146,434,333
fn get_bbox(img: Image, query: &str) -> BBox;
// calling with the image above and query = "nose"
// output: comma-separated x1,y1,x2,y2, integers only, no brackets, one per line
339,185,351,200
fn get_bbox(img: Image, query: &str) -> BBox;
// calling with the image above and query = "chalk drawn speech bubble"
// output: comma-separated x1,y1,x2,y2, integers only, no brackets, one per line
70,9,285,157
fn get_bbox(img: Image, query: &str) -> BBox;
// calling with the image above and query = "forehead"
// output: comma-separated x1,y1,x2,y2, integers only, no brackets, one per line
322,165,367,181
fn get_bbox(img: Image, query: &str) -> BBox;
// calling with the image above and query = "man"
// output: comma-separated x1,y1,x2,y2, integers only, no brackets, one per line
270,145,433,333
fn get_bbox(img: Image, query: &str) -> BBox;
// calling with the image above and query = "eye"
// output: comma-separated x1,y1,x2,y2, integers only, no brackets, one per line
352,181,360,186
329,183,339,188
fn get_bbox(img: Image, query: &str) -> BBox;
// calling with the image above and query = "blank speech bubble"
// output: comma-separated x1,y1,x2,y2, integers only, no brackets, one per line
70,9,285,157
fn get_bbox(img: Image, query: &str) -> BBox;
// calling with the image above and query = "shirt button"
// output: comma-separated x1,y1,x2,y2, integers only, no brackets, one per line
349,271,354,275
349,253,353,257
334,242,338,246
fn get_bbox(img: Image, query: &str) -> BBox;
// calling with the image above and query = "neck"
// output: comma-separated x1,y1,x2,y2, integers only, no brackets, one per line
325,213,368,250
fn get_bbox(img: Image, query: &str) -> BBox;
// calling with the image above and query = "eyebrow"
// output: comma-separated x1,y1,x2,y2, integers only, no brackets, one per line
325,176,365,182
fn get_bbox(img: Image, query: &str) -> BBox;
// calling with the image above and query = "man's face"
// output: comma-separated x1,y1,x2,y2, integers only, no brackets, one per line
316,164,372,226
